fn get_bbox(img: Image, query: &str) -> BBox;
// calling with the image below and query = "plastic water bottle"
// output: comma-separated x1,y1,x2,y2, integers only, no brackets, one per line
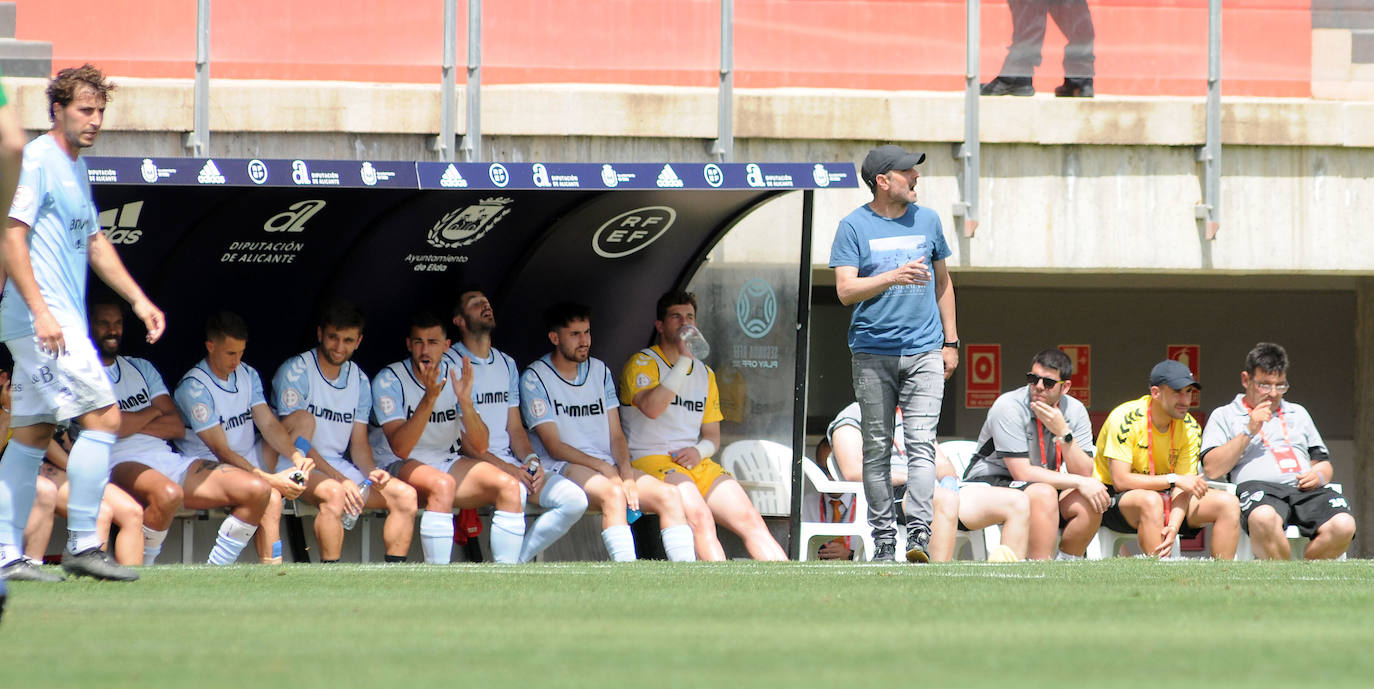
679,324,711,360
524,456,541,477
341,479,373,531
626,507,643,524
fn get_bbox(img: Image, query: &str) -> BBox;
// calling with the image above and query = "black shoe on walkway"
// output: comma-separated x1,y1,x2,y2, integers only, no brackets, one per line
980,76,1034,96
1054,77,1094,97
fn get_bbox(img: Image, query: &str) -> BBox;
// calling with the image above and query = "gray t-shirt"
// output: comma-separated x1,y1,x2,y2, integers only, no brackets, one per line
826,402,905,478
963,386,1094,482
1200,394,1328,486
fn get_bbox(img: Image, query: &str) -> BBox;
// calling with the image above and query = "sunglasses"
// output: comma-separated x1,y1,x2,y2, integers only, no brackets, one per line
1025,372,1064,388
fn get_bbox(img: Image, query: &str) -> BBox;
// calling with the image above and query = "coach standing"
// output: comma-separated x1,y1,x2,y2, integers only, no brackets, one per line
829,145,959,563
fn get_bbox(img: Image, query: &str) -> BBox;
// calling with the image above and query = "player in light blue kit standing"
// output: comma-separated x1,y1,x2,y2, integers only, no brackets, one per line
0,65,165,582
450,287,586,562
829,144,960,563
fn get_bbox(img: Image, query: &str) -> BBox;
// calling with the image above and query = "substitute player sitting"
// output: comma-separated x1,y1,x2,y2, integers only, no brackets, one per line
522,301,696,561
173,311,313,564
91,301,271,565
1201,342,1355,559
372,312,524,564
272,301,416,563
1094,360,1239,558
620,290,785,561
448,287,585,562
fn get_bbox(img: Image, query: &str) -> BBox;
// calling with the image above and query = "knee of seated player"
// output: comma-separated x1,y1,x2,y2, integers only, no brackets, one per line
599,481,627,513
1208,491,1240,523
34,477,58,510
1321,512,1356,541
1003,489,1031,521
149,480,185,513
1127,489,1164,524
1024,482,1059,513
385,480,418,515
314,480,346,515
645,482,687,522
241,473,273,507
1245,505,1284,536
680,491,715,529
933,487,959,521
107,492,144,526
489,470,523,509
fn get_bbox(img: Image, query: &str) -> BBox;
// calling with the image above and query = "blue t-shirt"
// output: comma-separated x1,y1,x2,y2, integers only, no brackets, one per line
828,203,951,355
2,134,102,340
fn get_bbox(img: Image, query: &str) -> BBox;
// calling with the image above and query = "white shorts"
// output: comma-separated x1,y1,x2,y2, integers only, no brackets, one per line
323,457,366,484
385,455,460,476
111,447,198,486
6,328,116,426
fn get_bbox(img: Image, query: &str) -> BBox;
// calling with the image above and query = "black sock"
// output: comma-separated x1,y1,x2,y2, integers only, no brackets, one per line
321,558,340,564
384,555,406,563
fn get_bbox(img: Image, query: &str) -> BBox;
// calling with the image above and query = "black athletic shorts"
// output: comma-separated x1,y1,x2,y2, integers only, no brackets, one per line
1102,488,1203,538
1237,480,1352,539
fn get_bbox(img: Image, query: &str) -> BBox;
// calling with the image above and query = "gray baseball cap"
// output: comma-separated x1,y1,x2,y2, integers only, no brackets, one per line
1150,359,1201,390
861,145,926,189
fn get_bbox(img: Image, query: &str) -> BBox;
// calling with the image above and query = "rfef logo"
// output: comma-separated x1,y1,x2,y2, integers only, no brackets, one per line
592,206,675,258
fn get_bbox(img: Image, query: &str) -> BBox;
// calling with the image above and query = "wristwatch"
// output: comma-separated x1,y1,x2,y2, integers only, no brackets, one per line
943,340,960,349
1165,473,1178,486
1054,432,1074,446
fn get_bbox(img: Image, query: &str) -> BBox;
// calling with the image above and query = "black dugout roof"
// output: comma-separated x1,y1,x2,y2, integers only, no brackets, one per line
88,157,857,380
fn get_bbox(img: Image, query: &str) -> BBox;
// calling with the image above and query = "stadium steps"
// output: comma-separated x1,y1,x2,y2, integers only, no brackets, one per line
0,2,52,79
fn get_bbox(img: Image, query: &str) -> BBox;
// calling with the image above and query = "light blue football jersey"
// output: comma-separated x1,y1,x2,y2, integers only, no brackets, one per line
2,134,101,340
446,342,520,464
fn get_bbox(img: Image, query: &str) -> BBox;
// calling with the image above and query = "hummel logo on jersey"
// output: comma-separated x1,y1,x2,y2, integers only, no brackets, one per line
308,404,354,424
407,406,458,424
440,164,468,188
475,391,510,405
223,409,254,431
197,160,227,184
99,201,145,245
670,395,705,413
117,391,150,411
656,164,684,188
555,399,605,418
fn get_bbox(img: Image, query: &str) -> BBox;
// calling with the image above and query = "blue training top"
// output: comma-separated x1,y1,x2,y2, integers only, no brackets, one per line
828,203,950,356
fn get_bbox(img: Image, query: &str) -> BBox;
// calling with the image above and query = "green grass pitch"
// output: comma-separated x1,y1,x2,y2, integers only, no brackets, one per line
2,560,1371,688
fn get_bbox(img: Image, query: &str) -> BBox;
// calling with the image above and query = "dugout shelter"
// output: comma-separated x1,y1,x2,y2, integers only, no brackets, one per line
88,157,857,559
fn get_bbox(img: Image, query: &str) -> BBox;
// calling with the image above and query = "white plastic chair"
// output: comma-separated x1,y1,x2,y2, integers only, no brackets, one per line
939,440,996,561
799,457,876,561
718,439,792,517
1233,482,1347,561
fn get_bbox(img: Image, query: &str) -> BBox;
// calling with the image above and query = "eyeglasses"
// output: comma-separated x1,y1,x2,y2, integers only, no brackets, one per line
1025,372,1063,388
1254,382,1290,393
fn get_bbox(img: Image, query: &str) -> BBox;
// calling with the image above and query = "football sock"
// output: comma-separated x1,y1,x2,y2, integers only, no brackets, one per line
661,524,696,562
207,515,257,565
384,554,406,563
490,510,526,563
601,524,637,562
142,526,169,564
519,476,588,563
65,430,117,537
419,510,455,564
1055,550,1084,561
0,441,44,552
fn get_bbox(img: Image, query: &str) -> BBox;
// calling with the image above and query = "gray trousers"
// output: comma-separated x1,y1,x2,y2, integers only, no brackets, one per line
998,0,1096,79
851,350,944,545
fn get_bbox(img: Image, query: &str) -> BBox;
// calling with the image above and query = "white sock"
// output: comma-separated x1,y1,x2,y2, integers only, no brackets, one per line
0,543,22,565
601,524,636,562
490,510,526,564
142,526,169,565
419,510,455,564
0,440,45,550
661,524,696,562
1055,550,1084,561
67,529,102,554
207,515,258,566
519,476,588,563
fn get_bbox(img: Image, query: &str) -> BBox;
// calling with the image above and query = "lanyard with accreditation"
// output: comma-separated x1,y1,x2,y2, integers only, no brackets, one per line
1241,399,1302,474
1145,407,1183,519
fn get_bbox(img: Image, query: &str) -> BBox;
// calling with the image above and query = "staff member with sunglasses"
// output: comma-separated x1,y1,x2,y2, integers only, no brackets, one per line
962,349,1107,559
1093,360,1240,559
1200,343,1355,559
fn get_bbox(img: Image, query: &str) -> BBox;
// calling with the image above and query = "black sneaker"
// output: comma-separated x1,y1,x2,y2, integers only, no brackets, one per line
1,557,66,582
872,542,897,562
61,548,139,582
1054,77,1094,98
905,528,932,564
980,76,1033,96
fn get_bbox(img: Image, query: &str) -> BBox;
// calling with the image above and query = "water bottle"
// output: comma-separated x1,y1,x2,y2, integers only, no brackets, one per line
524,456,541,477
341,479,373,531
626,507,642,524
678,324,711,360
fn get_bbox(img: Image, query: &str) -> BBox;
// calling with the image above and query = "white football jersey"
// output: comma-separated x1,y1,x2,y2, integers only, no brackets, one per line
618,347,723,460
446,342,520,464
369,358,465,467
105,355,177,459
173,360,267,464
521,354,618,465
272,349,371,463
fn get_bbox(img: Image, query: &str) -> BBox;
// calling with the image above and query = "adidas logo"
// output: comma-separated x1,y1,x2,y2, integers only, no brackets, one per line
440,164,468,188
197,160,226,184
98,201,145,245
656,164,683,188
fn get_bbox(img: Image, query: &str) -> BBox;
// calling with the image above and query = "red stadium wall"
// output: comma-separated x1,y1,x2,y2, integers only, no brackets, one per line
16,0,1312,97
